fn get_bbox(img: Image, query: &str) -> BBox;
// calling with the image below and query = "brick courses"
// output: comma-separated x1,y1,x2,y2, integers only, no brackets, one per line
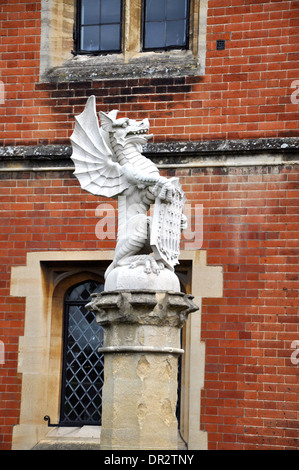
0,1,298,144
0,0,298,450
1,164,298,450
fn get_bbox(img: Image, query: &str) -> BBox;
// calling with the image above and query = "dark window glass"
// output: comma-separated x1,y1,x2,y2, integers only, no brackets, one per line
78,0,122,53
145,0,164,21
143,0,189,51
60,280,105,426
81,0,100,25
166,19,186,48
101,0,121,23
166,0,187,20
100,24,121,51
81,25,101,51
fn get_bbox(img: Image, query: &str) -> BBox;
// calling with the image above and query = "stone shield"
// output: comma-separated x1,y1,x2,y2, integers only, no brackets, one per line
150,178,186,270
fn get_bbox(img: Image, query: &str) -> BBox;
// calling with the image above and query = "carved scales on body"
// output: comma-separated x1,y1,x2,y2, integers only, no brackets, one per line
70,95,187,290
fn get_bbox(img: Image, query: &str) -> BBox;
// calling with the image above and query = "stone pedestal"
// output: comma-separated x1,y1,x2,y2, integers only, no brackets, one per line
86,290,198,450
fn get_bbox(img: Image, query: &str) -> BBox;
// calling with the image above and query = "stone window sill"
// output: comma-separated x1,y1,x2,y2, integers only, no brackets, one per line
32,426,102,450
42,50,201,83
32,426,187,450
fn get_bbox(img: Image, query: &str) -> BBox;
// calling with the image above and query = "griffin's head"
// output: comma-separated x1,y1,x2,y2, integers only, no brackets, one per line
99,109,153,147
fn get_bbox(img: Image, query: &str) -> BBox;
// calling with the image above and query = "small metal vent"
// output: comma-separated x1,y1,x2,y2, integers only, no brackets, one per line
216,39,226,50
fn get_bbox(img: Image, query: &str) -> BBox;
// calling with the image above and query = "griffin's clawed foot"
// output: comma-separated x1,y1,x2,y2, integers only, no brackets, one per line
129,256,165,274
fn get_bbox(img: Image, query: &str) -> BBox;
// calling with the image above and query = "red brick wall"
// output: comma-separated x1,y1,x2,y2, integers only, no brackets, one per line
0,0,298,145
1,164,298,450
188,165,299,450
0,0,298,451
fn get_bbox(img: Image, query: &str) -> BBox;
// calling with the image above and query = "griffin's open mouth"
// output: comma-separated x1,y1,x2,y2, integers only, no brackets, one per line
128,128,149,135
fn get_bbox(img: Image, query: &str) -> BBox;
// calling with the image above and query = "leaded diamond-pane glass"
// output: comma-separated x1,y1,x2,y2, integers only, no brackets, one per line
60,280,104,426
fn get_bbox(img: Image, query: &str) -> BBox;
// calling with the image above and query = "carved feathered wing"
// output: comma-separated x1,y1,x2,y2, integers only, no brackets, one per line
70,95,130,198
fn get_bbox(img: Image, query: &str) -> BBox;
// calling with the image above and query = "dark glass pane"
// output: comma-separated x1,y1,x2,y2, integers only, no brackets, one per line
81,0,100,25
166,20,186,47
60,280,104,426
145,0,165,21
101,0,121,24
166,0,187,20
144,21,165,49
100,24,121,51
66,280,103,301
144,0,189,50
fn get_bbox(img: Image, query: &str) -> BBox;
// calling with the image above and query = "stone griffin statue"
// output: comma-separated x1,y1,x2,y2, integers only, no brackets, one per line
70,95,187,292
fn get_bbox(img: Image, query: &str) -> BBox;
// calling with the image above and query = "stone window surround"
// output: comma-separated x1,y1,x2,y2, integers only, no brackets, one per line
39,0,209,82
10,250,222,450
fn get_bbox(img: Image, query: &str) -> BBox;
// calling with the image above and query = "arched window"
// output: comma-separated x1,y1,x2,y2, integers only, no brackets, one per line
60,280,105,426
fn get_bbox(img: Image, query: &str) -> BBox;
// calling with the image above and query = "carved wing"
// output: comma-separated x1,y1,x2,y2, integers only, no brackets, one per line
70,95,130,198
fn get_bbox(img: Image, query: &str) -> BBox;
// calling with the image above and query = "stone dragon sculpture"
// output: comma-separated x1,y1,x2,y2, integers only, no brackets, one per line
70,95,186,288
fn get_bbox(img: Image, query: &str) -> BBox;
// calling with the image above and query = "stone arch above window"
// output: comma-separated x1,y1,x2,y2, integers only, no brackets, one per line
10,250,222,450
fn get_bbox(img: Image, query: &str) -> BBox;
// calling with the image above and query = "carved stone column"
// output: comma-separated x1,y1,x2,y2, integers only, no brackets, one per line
86,290,198,450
